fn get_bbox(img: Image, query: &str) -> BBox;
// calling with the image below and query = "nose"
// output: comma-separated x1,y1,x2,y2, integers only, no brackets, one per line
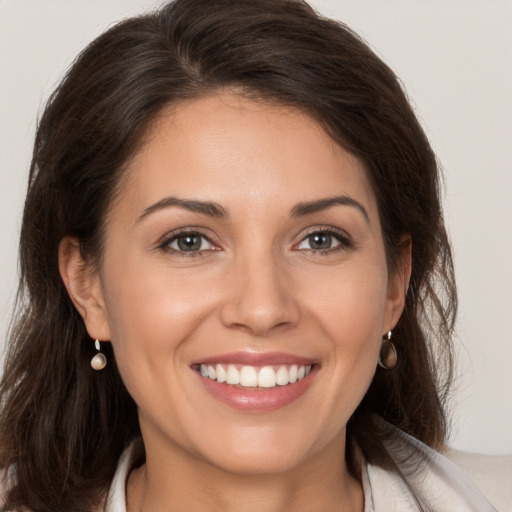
219,252,300,336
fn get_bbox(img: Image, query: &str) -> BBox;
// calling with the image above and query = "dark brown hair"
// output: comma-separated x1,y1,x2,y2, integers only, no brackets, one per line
0,0,456,510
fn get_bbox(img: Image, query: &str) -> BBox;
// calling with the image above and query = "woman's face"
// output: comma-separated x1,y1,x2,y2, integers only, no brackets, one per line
80,93,406,475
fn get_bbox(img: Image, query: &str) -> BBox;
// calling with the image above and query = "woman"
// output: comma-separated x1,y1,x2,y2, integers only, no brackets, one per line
0,0,501,510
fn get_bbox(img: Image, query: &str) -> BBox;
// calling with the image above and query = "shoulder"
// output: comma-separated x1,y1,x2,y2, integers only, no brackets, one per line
363,419,502,511
0,468,8,507
444,448,512,512
0,467,17,509
102,439,144,512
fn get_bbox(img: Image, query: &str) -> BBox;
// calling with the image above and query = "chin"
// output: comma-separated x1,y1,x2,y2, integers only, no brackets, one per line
189,423,333,476
207,447,310,476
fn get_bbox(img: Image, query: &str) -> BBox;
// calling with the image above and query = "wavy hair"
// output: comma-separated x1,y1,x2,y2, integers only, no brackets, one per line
0,1,456,510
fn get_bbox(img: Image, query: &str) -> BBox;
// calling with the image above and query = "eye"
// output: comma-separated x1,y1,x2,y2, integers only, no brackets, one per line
164,232,215,253
295,230,351,252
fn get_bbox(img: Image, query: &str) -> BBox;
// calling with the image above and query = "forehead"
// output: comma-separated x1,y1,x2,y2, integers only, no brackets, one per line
115,93,378,221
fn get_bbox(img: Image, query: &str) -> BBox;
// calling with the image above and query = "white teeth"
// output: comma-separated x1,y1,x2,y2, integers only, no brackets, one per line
240,366,258,387
276,366,289,386
226,365,240,385
199,363,313,388
289,365,298,384
216,364,226,383
258,366,277,388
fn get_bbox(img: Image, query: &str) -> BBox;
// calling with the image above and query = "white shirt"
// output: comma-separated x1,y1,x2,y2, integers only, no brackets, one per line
101,427,502,512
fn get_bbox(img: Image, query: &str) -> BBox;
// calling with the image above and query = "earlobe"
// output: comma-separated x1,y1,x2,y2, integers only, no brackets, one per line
386,235,412,330
58,237,111,341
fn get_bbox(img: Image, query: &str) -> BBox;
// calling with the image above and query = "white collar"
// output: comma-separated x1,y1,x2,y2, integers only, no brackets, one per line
102,430,496,512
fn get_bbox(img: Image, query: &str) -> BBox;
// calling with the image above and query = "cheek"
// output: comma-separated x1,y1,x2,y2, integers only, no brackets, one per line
99,259,213,395
300,258,389,337
298,260,388,395
103,251,207,333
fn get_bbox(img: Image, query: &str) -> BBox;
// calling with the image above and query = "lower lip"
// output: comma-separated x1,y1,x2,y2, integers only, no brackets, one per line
195,368,317,412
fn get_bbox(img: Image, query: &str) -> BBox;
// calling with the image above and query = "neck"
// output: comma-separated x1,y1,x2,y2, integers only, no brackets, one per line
127,437,363,512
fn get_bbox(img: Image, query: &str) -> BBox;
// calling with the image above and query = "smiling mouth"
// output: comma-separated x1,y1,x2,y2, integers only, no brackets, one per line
193,363,313,389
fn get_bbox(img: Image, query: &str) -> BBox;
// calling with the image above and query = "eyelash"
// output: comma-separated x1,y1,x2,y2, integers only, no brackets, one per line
158,227,353,257
294,227,353,254
158,229,217,258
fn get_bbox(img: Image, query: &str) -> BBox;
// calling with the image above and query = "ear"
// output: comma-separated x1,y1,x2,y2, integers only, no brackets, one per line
385,234,412,332
58,236,111,341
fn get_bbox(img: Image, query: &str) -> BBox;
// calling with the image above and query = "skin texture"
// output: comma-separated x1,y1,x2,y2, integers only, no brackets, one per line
59,93,410,512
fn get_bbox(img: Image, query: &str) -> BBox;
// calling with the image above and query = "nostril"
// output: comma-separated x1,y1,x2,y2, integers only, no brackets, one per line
218,272,300,335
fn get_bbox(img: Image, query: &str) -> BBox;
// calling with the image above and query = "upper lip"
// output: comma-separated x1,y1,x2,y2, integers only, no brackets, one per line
191,351,318,367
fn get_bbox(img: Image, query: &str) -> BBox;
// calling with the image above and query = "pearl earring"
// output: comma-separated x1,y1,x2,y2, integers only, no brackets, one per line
91,339,107,371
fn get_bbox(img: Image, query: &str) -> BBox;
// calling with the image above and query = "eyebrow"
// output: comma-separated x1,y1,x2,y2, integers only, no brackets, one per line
290,195,370,224
136,194,369,225
136,196,228,223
